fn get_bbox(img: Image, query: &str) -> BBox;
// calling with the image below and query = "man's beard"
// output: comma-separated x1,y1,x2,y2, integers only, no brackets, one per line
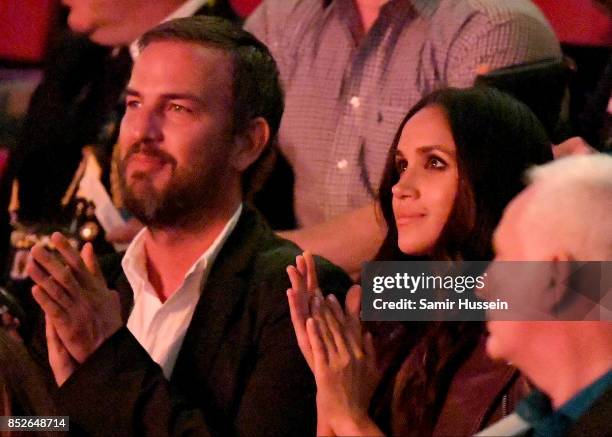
119,144,220,229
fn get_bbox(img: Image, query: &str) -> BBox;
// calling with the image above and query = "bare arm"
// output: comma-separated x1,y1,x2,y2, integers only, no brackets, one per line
279,203,387,279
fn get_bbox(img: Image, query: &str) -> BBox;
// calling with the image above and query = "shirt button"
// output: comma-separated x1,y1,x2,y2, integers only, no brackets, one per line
349,96,361,108
336,159,348,170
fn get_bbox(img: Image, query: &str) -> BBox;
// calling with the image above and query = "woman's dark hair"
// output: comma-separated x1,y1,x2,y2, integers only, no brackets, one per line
0,331,60,436
371,87,553,437
376,86,553,261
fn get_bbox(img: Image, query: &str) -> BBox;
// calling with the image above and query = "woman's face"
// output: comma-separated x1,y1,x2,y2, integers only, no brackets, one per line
392,105,459,255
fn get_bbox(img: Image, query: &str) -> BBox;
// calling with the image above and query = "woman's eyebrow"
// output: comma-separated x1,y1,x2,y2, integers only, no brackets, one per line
394,149,405,158
416,144,456,156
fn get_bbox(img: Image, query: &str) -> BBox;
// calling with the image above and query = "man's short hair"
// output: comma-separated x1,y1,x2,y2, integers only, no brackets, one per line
138,16,284,196
523,154,612,260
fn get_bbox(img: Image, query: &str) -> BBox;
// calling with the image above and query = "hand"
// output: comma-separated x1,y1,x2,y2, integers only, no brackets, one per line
44,313,78,386
286,251,323,370
278,204,386,279
307,286,383,436
28,232,122,364
553,137,597,159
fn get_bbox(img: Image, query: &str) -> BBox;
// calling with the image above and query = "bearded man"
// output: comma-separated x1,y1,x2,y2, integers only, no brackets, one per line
26,16,350,437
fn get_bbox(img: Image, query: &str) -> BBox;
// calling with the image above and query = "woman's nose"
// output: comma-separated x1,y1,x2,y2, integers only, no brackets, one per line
392,170,419,199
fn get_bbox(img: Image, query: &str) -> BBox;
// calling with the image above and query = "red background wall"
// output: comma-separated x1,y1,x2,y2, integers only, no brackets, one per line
230,0,261,18
533,0,612,46
0,0,58,63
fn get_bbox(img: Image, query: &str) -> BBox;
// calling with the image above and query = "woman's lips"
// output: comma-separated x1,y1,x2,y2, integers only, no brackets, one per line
395,213,427,225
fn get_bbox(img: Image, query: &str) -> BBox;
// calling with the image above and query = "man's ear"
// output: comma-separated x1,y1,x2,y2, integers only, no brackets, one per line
231,117,270,172
526,253,570,318
547,253,573,316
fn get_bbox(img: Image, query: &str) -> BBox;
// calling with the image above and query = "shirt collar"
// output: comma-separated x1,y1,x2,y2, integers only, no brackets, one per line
329,0,438,40
121,203,243,297
559,368,612,421
184,203,243,278
325,0,439,17
517,368,612,426
516,390,554,424
121,226,149,286
128,0,213,59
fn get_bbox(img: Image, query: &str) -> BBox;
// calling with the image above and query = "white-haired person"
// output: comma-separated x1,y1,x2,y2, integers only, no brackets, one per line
480,154,612,437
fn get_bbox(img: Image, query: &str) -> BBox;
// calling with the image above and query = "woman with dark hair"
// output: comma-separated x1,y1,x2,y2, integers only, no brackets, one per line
287,86,553,436
0,330,60,437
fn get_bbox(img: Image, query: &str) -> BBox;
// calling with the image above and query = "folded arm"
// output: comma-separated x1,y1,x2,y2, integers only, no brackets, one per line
280,203,386,279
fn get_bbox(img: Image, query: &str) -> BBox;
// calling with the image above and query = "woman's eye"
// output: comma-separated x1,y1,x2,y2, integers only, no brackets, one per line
395,159,408,174
426,156,447,170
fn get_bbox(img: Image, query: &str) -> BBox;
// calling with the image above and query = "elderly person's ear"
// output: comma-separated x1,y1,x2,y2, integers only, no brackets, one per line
552,137,597,159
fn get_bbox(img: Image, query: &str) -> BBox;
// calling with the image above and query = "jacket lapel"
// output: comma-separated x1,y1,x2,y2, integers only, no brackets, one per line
171,207,271,381
115,274,134,323
100,252,134,323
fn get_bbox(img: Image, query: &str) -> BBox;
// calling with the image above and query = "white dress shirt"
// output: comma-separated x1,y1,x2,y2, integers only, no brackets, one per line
123,204,242,378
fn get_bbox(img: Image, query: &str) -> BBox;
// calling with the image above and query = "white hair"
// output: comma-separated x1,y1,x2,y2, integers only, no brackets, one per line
527,154,612,188
522,154,612,260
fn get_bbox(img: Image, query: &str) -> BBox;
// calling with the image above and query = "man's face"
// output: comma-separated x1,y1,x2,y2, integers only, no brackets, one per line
485,188,543,362
118,40,236,228
62,0,154,45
